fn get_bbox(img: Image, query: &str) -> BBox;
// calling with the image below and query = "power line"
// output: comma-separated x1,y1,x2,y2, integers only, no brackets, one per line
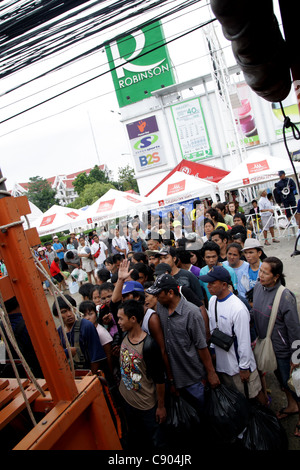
0,1,209,109
0,18,216,126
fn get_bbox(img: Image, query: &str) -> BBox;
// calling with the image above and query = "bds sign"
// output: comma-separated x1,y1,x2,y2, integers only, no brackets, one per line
126,115,167,172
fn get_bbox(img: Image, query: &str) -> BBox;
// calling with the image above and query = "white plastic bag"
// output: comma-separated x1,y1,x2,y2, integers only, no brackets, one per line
289,368,300,397
69,281,79,294
71,268,87,282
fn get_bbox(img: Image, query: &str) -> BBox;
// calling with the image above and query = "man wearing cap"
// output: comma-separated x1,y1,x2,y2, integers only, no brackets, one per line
146,273,219,407
155,262,210,340
274,171,297,220
173,220,185,241
199,266,264,402
258,189,280,245
241,238,264,290
159,246,204,302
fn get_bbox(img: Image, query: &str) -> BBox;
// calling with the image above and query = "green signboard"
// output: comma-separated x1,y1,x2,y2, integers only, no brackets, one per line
171,97,213,161
105,21,175,108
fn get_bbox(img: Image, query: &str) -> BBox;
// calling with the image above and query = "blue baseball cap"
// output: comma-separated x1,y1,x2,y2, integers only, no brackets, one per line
198,266,231,283
122,281,144,295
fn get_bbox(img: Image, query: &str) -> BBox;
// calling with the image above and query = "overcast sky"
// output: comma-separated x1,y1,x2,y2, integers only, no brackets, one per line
0,1,282,191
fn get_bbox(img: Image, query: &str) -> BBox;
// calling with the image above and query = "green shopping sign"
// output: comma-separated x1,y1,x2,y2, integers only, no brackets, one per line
105,21,175,108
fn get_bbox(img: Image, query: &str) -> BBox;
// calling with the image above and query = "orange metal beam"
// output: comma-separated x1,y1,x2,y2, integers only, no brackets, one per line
0,195,78,403
14,376,122,450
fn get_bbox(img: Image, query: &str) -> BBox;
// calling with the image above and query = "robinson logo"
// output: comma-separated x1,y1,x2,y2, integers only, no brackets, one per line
106,20,175,107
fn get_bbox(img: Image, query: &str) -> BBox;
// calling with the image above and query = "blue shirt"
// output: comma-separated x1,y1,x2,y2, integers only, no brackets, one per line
53,242,64,259
57,318,106,367
248,262,262,289
223,260,250,299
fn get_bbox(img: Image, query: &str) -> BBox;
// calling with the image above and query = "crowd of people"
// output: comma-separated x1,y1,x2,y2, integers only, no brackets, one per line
1,172,300,451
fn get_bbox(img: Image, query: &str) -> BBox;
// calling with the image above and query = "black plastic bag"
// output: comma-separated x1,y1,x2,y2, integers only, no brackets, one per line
204,384,249,443
242,402,288,450
166,394,201,434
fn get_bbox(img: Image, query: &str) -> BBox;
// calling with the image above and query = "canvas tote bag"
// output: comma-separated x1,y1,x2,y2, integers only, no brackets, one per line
254,285,285,372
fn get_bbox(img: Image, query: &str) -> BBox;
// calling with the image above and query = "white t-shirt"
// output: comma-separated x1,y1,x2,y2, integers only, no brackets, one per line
112,235,129,254
96,323,113,346
90,240,107,266
208,293,257,376
259,196,273,217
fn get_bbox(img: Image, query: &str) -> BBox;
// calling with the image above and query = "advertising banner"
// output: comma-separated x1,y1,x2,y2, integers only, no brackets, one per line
126,115,167,172
232,81,260,147
105,21,175,108
171,97,212,161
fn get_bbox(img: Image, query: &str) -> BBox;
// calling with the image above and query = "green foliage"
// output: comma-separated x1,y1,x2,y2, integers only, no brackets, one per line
72,172,89,195
27,176,58,212
73,165,112,195
68,164,139,208
117,165,139,192
68,181,116,208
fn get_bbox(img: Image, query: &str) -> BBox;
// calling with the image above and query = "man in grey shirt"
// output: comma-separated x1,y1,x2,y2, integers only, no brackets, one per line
64,249,81,272
146,274,219,409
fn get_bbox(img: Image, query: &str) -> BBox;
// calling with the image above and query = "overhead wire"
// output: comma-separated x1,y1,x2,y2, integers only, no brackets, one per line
0,17,216,126
0,0,179,77
0,0,200,94
0,0,210,109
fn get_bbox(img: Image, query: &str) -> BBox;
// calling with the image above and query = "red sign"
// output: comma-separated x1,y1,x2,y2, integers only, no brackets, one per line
247,160,269,174
66,211,79,219
125,195,141,203
243,178,250,185
87,218,93,224
40,214,56,227
167,179,186,195
96,199,115,213
158,200,165,206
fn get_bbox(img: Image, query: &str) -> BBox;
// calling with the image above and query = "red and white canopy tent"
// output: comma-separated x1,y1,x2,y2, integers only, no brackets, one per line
145,159,229,197
218,151,300,202
31,205,83,236
83,188,148,225
144,171,219,211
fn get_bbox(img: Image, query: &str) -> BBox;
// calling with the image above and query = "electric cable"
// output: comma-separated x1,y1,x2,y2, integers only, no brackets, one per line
0,17,216,126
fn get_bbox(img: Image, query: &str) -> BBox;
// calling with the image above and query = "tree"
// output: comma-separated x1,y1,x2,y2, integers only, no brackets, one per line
27,176,58,212
72,172,89,195
117,165,139,192
73,165,113,195
67,181,116,208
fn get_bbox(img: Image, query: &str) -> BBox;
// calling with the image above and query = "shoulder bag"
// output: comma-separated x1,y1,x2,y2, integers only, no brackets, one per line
253,285,285,372
209,299,235,352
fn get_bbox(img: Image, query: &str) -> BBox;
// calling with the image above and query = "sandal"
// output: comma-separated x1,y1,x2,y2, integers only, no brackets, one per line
276,407,299,420
264,240,271,246
294,424,300,438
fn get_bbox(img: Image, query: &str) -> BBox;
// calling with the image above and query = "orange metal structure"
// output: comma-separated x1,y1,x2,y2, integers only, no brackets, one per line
0,180,122,450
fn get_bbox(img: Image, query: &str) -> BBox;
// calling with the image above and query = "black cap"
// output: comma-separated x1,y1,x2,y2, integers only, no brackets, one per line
198,265,231,283
145,274,179,295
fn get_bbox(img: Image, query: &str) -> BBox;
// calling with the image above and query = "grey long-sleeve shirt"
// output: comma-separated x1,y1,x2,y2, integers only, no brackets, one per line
252,281,300,360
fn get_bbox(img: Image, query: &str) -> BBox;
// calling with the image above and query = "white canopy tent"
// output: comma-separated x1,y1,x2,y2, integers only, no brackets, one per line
144,171,218,211
21,200,43,229
32,205,83,236
83,189,148,225
218,152,300,204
